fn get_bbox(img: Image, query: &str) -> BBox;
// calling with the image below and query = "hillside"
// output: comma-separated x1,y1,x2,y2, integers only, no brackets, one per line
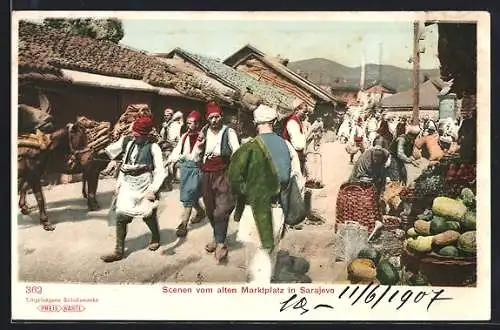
287,58,440,92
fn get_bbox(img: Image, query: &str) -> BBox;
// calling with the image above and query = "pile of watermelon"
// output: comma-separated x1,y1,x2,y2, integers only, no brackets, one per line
404,188,476,259
347,247,400,285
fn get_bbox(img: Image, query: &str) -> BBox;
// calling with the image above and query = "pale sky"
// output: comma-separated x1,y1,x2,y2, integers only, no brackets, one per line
120,19,440,70
20,15,440,70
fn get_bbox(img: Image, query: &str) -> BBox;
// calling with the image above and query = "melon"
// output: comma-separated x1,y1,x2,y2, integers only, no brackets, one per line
457,231,476,254
376,260,400,285
438,245,460,257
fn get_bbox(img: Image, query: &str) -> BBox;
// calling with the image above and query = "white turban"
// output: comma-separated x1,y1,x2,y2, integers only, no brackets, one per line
253,104,277,124
406,125,421,135
173,111,184,121
164,108,174,116
292,98,305,110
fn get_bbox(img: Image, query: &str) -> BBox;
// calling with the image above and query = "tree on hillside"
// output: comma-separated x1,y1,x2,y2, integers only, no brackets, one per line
43,18,124,43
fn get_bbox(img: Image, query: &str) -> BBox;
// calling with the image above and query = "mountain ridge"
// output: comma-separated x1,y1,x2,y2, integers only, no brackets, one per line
287,58,440,92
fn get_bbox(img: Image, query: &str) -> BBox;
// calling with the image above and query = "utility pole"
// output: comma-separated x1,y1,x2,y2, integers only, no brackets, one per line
411,21,421,125
411,21,426,125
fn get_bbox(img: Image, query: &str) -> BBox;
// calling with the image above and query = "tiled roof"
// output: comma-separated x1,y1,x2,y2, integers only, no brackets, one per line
381,79,441,109
172,48,296,109
18,21,175,88
223,44,345,105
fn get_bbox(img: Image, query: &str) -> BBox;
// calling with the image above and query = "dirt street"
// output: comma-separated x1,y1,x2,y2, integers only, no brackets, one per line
16,142,355,284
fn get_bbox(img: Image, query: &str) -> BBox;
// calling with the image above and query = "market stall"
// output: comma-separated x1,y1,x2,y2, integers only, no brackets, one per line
334,153,476,287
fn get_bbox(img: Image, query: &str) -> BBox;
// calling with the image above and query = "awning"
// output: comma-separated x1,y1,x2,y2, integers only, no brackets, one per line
61,69,158,92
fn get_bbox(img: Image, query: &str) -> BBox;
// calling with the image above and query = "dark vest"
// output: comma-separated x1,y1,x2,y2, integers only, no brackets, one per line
122,136,154,167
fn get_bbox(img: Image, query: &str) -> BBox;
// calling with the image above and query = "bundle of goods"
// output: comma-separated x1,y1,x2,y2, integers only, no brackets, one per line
401,190,477,286
110,104,161,143
74,116,111,152
18,129,52,150
381,181,405,213
335,181,383,232
347,250,401,285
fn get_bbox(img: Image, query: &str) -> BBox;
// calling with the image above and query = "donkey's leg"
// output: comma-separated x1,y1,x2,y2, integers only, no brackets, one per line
86,166,101,211
19,180,31,215
81,174,88,199
30,178,55,231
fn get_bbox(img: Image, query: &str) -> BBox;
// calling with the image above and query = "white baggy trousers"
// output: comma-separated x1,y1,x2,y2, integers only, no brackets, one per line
236,205,285,284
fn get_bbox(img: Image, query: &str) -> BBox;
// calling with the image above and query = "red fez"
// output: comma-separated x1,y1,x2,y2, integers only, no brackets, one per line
132,115,154,135
187,111,201,122
206,101,222,118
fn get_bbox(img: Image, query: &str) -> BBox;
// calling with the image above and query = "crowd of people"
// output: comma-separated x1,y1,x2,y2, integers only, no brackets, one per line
93,96,475,283
99,98,320,283
342,110,476,195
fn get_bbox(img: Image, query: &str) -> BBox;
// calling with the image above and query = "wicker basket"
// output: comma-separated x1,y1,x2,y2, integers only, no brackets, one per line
401,245,476,286
336,182,382,232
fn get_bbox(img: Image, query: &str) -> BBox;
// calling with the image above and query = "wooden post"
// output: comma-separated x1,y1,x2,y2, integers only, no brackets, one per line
411,21,421,125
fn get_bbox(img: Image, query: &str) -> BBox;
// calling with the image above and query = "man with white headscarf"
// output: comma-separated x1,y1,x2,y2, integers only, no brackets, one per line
229,104,304,283
159,109,184,190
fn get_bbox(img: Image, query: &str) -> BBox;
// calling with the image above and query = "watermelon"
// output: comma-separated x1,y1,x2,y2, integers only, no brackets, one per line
438,245,460,257
460,188,476,208
357,247,381,264
458,231,476,254
376,260,400,285
446,221,461,231
430,216,449,235
461,211,476,231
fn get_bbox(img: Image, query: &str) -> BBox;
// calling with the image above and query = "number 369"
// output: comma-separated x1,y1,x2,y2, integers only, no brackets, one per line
26,286,42,294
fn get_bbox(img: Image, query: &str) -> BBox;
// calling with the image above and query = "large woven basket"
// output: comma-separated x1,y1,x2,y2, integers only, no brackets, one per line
335,182,382,232
402,245,476,286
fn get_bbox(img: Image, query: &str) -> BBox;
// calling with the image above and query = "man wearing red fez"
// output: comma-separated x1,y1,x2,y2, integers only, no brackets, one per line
166,110,206,237
101,115,166,263
196,101,240,263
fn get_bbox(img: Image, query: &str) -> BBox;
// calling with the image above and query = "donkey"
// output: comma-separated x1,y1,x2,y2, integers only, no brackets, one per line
18,122,111,231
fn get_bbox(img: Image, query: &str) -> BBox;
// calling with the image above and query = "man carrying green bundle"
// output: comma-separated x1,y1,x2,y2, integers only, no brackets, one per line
229,104,305,283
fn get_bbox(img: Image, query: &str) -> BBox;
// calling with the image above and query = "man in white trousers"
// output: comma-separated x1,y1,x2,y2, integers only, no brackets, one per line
228,104,303,283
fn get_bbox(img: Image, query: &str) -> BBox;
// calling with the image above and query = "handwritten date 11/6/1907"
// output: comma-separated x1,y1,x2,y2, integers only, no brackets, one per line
280,283,453,315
